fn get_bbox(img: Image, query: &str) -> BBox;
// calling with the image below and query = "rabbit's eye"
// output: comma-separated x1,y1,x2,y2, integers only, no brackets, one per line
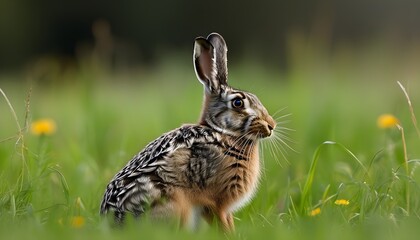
232,98,244,108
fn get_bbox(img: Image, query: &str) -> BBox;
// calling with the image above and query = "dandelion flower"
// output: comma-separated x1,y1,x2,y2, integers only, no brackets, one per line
31,118,56,136
334,199,350,206
309,207,321,216
70,216,85,228
377,114,399,129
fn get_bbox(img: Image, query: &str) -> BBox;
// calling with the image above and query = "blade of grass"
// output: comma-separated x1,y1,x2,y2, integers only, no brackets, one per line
48,167,70,205
396,123,410,215
0,88,28,191
0,88,22,133
11,195,16,218
397,81,420,139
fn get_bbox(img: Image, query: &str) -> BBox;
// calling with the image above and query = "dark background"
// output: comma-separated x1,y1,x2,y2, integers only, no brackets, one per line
1,0,420,71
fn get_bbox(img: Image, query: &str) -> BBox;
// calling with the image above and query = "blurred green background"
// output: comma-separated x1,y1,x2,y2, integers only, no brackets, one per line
1,0,420,239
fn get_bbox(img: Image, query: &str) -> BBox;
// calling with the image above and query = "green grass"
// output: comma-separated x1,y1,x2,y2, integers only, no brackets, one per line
1,40,420,239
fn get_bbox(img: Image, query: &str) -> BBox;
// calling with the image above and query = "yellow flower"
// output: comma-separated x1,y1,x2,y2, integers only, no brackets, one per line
70,216,85,228
377,114,399,129
334,199,350,206
309,207,321,216
31,119,56,136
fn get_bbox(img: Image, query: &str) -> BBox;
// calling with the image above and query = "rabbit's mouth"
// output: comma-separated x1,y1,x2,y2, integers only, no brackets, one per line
248,119,276,139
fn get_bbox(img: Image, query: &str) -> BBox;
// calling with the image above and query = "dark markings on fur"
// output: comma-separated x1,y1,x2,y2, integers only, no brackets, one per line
231,174,242,182
224,150,248,160
230,91,246,99
224,182,244,196
186,142,223,188
228,162,245,169
229,145,250,155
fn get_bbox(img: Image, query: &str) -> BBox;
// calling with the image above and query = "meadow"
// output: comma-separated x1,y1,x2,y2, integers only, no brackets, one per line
1,38,420,239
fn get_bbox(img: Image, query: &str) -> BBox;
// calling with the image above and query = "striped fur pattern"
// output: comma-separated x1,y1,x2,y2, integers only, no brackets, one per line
100,33,276,231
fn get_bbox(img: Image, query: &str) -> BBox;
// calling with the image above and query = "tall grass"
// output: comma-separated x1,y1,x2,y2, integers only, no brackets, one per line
1,38,420,239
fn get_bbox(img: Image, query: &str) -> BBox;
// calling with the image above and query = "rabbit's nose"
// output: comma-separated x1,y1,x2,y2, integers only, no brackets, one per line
266,123,275,137
262,121,276,137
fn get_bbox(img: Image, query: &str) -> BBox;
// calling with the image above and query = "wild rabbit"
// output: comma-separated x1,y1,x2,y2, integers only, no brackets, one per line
100,33,277,232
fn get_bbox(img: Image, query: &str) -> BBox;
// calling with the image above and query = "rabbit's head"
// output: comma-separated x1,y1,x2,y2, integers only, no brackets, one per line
193,33,276,140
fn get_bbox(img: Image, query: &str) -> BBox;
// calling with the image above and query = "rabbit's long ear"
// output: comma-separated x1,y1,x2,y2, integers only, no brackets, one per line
207,33,228,86
193,33,228,93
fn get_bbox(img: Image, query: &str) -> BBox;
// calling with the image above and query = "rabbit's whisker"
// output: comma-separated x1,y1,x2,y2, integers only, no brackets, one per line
271,107,289,118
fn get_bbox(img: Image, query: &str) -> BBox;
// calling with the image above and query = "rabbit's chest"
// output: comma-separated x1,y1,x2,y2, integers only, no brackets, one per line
213,146,261,213
177,140,261,212
225,164,260,213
